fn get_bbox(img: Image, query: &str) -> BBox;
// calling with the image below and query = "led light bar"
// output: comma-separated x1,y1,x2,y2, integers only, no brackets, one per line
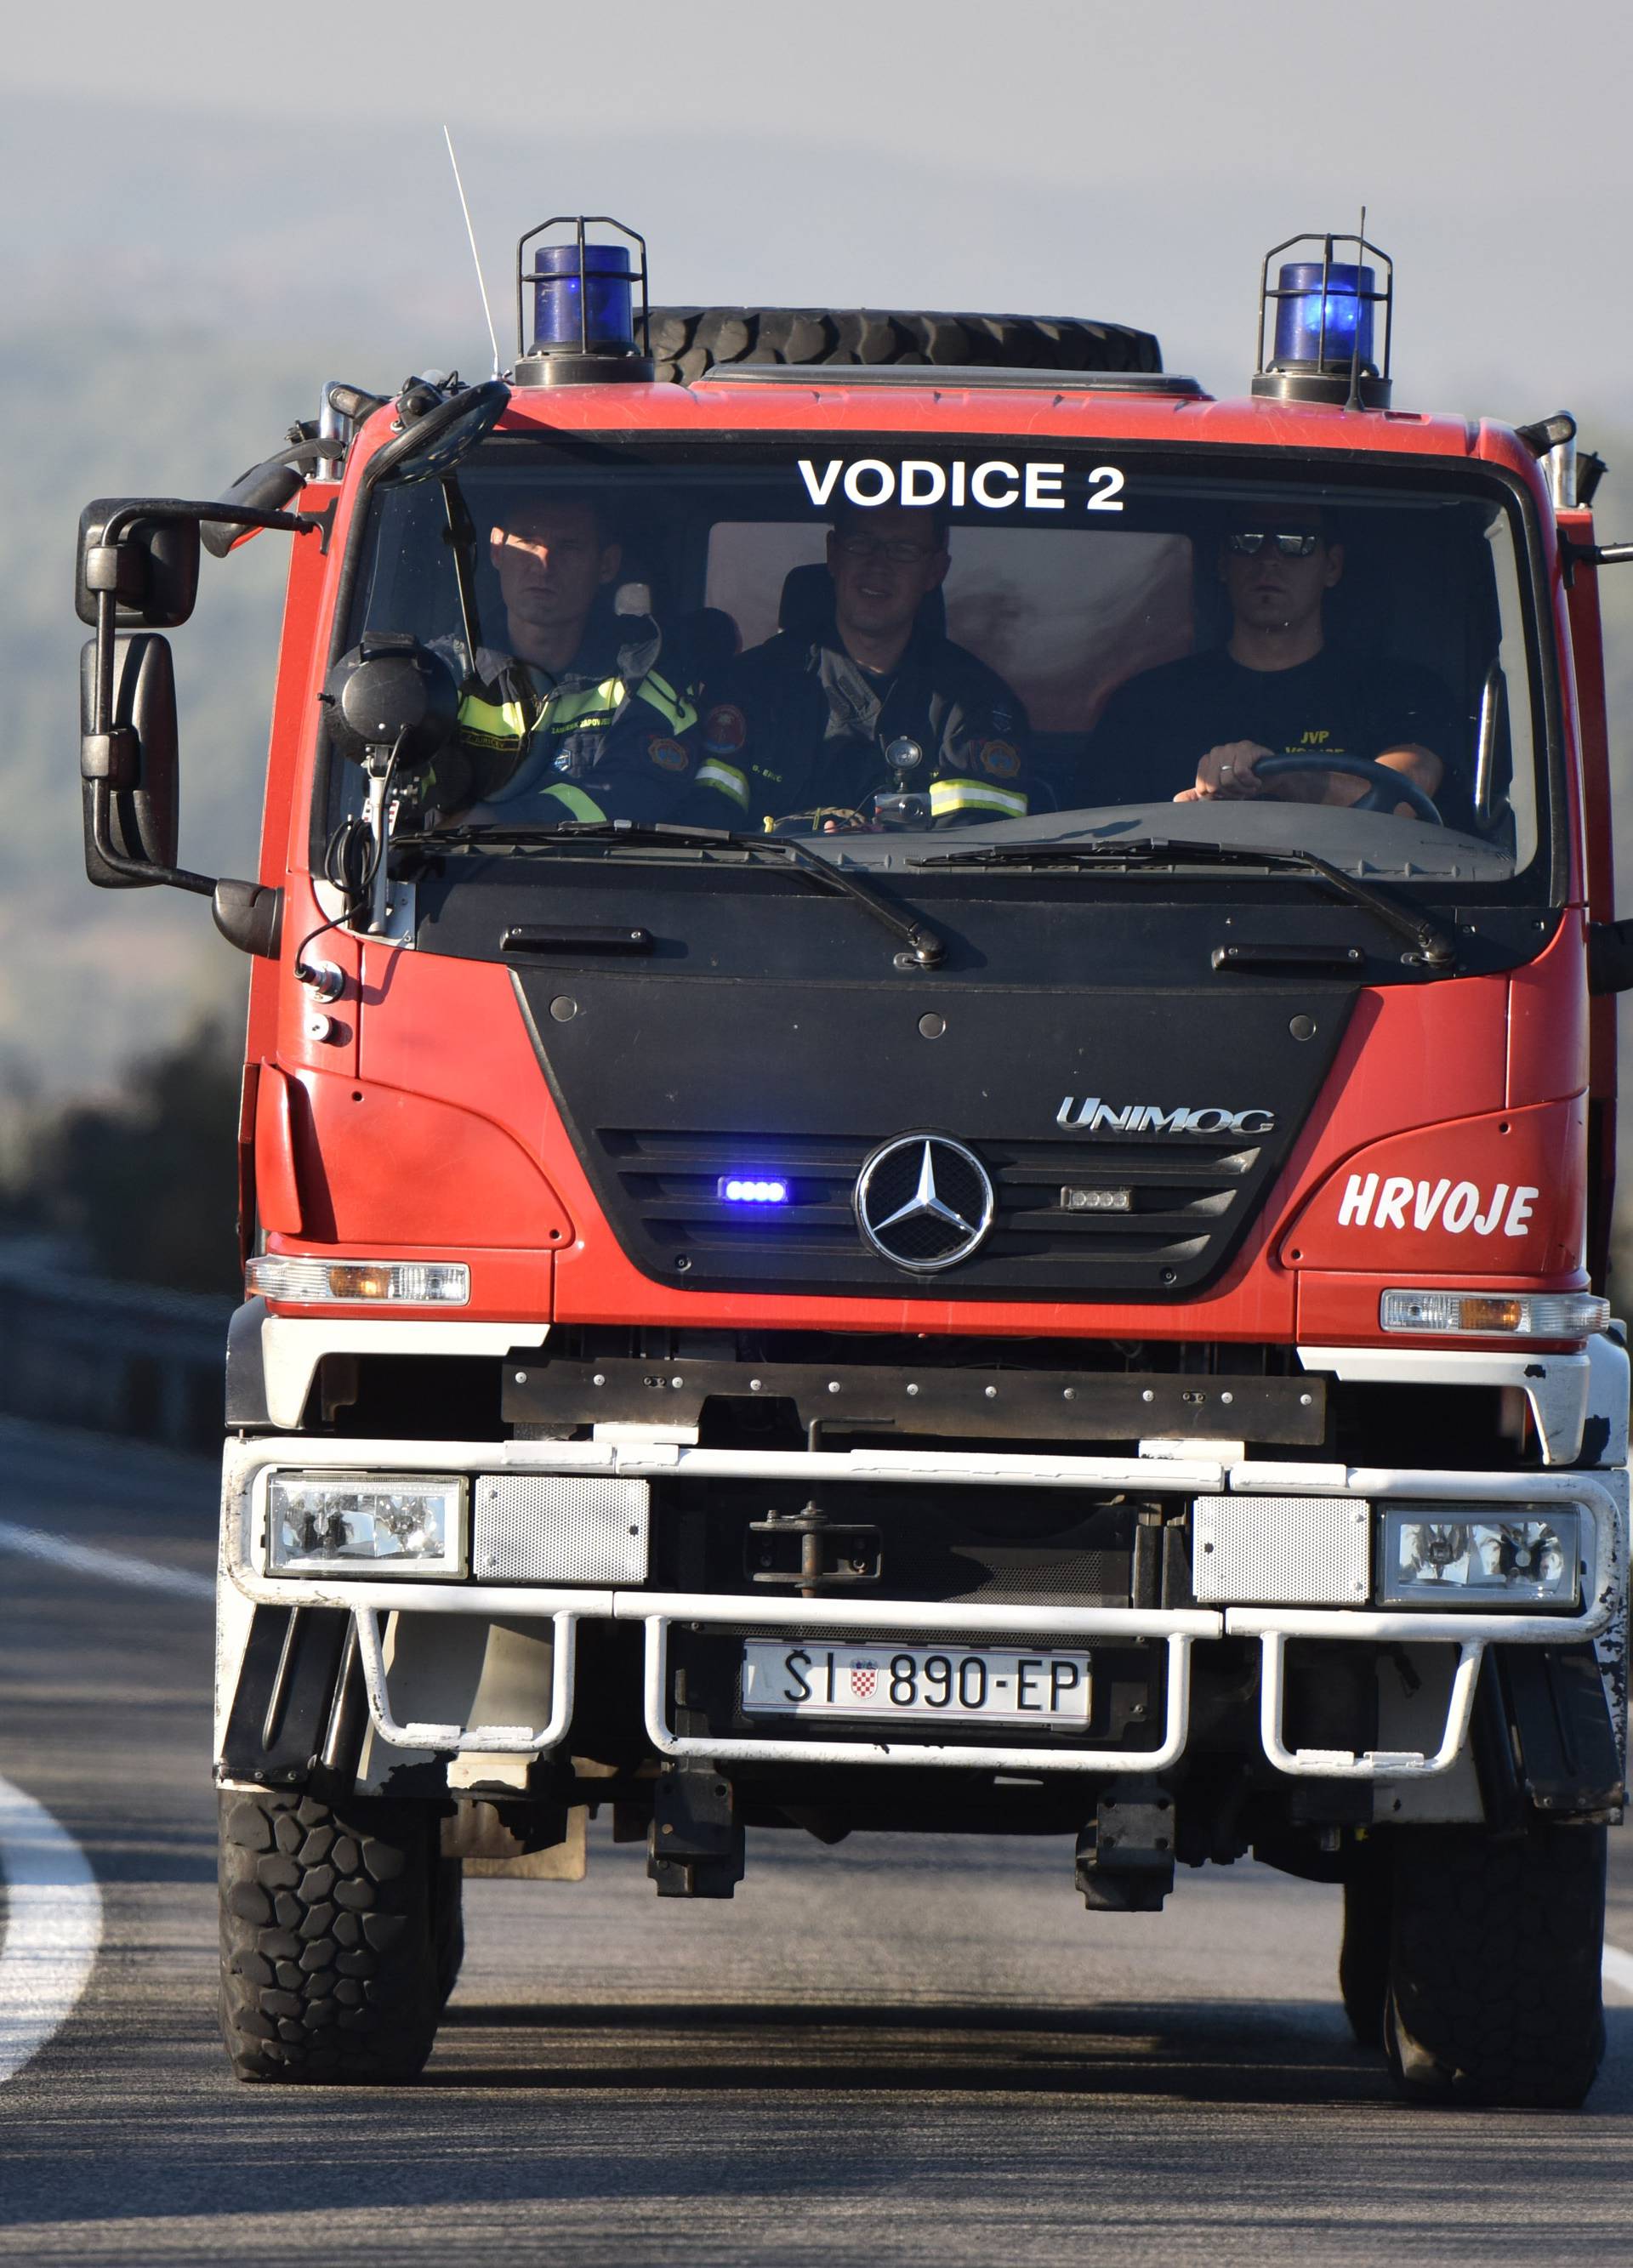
717,1177,790,1204
267,1472,466,1577
247,1256,470,1305
1378,1507,1581,1610
1061,1185,1133,1214
1380,1289,1609,1339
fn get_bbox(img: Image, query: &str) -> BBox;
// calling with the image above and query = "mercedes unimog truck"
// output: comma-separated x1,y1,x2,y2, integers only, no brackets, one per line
75,221,1632,2100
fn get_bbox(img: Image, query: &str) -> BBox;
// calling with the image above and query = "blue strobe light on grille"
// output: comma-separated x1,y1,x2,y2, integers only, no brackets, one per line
719,1177,791,1204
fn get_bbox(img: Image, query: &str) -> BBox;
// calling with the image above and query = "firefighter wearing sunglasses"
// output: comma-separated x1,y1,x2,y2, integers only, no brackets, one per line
1089,507,1461,821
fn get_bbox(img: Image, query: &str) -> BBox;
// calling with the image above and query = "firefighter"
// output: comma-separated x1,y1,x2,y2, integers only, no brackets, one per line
438,495,712,827
693,500,1030,831
1088,505,1462,822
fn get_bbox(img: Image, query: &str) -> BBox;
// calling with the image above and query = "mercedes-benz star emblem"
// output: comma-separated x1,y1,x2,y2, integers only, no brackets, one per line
855,1134,995,1273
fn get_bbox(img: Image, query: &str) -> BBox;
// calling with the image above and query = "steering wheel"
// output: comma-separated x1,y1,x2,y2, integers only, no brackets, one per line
1251,753,1442,826
766,808,874,835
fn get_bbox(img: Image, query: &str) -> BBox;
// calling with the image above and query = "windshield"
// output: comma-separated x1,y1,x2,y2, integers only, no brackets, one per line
332,437,1546,890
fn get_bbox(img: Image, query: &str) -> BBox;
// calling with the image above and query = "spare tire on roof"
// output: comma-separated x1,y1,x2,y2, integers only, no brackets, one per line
646,307,1163,386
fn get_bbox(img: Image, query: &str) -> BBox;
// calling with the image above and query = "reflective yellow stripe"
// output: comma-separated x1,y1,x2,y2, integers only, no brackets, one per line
551,679,626,728
542,782,606,822
930,777,1028,820
458,671,694,749
457,694,532,751
639,671,699,734
696,758,748,809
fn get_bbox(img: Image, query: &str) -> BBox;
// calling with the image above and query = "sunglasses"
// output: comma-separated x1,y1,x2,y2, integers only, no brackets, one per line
1227,530,1323,558
834,533,942,565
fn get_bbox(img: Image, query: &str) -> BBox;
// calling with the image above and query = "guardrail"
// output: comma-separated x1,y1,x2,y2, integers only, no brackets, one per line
0,1253,230,1452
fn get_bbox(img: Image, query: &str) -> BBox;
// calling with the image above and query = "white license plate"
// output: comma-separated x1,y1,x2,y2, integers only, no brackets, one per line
741,1642,1091,1725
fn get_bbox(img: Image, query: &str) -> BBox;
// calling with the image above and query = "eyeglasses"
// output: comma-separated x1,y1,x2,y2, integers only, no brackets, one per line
1227,530,1323,558
834,534,941,565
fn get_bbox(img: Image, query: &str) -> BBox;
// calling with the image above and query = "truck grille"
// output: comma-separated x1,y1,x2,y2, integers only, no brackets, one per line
595,1124,1272,1298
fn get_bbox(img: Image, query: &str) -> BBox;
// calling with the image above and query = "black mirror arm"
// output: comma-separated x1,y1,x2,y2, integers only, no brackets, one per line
1559,537,1633,586
82,775,213,896
98,497,320,545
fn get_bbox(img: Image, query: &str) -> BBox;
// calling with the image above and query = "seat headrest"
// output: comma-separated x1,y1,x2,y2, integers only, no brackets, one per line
668,605,741,687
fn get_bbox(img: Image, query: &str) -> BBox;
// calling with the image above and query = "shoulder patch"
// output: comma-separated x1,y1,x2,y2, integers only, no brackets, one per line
703,703,748,757
647,735,691,772
980,740,1021,778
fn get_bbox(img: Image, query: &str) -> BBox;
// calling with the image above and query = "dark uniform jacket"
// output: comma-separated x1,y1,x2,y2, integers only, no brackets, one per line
1089,643,1468,825
430,606,731,827
696,611,1031,830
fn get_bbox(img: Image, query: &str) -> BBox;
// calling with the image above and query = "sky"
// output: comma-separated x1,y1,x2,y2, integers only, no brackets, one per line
5,0,1633,432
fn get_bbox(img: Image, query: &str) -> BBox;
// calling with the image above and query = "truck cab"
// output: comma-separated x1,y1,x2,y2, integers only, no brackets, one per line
77,225,1630,2102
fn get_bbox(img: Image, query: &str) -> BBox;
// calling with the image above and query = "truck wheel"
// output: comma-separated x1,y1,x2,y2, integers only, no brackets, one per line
1385,1822,1607,2107
1337,1847,1391,2049
648,306,1162,386
433,1856,465,2007
219,1788,442,2084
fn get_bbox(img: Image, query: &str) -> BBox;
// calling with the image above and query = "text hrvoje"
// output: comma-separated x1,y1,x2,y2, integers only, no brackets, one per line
1336,1174,1541,1237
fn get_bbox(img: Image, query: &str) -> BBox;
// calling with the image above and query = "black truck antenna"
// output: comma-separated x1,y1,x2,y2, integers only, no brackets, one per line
1345,203,1368,413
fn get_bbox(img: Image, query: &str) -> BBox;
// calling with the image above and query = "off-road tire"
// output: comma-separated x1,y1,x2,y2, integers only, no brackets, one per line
647,307,1163,387
1385,1822,1607,2107
434,1856,465,2007
219,1788,442,2084
1337,1848,1392,2049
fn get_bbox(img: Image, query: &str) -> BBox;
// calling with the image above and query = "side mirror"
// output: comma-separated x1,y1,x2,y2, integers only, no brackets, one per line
78,632,179,886
76,499,201,630
366,380,509,488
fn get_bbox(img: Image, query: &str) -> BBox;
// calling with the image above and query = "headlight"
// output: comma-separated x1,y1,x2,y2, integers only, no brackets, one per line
1377,1506,1581,1609
247,1256,469,1305
267,1473,466,1577
1379,1289,1608,1339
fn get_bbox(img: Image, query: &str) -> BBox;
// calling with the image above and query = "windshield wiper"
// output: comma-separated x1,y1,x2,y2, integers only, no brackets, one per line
912,835,1455,970
395,818,947,969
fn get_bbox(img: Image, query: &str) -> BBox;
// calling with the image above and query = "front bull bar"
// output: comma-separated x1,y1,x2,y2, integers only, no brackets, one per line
221,1439,1623,1782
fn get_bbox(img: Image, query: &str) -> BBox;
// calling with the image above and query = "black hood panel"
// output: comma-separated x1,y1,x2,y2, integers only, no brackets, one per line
511,965,1353,1301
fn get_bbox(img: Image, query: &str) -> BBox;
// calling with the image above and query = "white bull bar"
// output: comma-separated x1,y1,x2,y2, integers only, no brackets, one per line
220,1435,1624,1781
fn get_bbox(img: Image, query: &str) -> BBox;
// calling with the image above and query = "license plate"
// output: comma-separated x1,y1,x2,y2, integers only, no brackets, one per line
741,1642,1091,1725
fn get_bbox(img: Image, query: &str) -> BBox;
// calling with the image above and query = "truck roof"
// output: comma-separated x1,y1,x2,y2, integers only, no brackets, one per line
475,376,1536,483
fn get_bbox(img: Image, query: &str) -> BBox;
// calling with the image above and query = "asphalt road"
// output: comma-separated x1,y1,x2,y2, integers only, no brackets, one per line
2,1414,1632,2265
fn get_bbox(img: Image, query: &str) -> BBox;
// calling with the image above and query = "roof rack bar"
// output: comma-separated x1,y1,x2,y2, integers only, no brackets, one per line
691,366,1208,397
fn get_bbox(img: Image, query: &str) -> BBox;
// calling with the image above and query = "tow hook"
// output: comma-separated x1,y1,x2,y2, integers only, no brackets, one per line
649,1762,745,1900
1075,1782,1175,1912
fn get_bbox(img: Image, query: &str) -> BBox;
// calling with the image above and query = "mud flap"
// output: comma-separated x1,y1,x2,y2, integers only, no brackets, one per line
1496,1642,1624,1817
219,1603,358,1788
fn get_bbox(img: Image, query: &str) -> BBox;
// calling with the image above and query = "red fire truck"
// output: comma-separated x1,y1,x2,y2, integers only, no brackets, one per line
77,222,1630,2101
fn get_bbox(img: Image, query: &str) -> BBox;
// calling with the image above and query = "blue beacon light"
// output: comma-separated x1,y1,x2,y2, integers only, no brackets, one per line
1252,228,1393,409
1273,262,1375,372
532,241,635,355
511,216,652,390
719,1177,791,1204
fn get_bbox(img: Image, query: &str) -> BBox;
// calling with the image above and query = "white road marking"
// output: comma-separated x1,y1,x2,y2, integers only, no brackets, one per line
0,1519,213,1601
0,1774,102,2083
1602,1943,1633,1998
